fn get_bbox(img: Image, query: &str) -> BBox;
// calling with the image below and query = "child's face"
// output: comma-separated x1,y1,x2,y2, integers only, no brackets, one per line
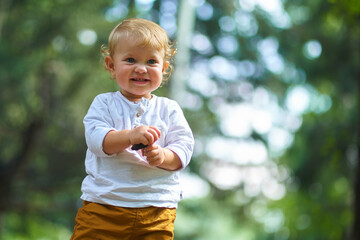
105,37,169,102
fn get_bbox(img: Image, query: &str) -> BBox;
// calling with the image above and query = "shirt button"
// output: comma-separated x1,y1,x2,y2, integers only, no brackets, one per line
136,113,140,117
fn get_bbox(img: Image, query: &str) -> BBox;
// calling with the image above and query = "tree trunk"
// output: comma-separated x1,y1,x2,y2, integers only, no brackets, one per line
0,119,42,213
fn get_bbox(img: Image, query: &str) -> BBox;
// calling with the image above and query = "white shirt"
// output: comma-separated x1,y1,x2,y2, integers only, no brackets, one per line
80,91,194,208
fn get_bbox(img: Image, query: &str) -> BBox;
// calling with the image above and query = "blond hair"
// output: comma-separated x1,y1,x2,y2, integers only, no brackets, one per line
101,18,177,83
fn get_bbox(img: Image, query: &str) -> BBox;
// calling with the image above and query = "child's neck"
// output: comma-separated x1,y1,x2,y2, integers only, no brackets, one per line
120,90,152,103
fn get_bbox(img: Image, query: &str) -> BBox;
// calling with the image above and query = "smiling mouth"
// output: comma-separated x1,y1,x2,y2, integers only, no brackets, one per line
131,78,150,82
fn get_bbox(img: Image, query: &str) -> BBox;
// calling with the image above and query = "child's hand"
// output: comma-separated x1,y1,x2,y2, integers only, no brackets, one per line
142,144,165,167
129,126,160,147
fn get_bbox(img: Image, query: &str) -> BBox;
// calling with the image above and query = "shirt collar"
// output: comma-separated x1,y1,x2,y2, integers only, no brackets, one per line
117,91,155,112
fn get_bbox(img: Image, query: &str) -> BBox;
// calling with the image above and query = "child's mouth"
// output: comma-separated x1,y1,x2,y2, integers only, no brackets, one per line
131,78,150,82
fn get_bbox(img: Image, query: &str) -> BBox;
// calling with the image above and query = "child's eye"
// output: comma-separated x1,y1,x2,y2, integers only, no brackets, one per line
126,58,135,63
147,59,157,64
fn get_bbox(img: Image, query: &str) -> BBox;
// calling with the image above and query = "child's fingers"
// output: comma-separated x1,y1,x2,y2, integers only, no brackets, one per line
143,144,156,155
148,126,161,139
146,128,161,144
147,143,159,150
130,125,160,146
144,132,155,145
143,144,164,166
144,145,161,159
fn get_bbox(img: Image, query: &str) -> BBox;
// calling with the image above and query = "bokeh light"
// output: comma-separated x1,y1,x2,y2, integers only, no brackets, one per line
77,29,97,46
303,40,322,59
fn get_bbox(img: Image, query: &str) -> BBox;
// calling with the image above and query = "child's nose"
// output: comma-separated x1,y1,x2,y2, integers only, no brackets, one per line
134,64,147,73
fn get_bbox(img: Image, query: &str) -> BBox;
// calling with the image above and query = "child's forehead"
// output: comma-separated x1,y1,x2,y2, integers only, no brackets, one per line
115,34,165,54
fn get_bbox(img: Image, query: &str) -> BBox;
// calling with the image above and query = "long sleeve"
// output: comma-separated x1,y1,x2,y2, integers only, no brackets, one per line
165,101,194,169
83,94,116,157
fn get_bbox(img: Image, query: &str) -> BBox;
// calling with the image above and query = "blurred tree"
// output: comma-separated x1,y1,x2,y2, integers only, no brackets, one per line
0,0,358,239
278,0,359,239
0,0,117,233
174,0,359,239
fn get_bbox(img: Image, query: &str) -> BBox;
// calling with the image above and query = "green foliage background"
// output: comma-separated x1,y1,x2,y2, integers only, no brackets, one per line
0,0,358,239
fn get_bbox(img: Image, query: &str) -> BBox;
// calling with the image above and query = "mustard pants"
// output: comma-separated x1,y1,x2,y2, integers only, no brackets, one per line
70,201,176,240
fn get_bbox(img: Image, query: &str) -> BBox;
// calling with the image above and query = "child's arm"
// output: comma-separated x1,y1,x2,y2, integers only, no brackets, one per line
103,126,161,155
142,144,182,171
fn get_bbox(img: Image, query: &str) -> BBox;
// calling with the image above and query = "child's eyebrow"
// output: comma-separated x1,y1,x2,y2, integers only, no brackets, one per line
148,53,162,59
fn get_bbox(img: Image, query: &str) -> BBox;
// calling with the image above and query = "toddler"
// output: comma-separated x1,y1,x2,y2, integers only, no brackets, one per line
70,18,194,240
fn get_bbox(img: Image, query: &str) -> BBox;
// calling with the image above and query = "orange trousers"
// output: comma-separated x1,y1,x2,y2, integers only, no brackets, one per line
70,201,176,240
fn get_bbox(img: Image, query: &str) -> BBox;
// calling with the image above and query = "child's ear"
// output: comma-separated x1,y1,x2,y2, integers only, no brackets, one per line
105,56,115,76
162,61,170,72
